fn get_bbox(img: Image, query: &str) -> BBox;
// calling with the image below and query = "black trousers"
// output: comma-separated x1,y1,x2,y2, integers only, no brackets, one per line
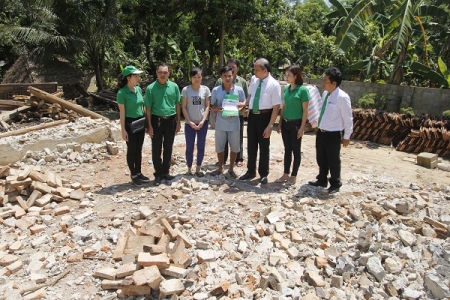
315,130,342,187
224,115,244,163
151,115,176,177
281,119,302,177
247,111,272,177
125,117,146,176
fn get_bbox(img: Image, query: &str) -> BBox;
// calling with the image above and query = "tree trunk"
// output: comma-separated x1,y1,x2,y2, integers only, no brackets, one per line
208,43,215,75
145,18,155,75
201,26,208,76
94,62,104,92
219,19,225,70
390,41,408,85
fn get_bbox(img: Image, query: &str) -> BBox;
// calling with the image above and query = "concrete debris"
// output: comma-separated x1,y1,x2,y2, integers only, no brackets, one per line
1,118,450,299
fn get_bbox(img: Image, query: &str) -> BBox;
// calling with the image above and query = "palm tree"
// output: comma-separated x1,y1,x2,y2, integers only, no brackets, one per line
2,0,70,61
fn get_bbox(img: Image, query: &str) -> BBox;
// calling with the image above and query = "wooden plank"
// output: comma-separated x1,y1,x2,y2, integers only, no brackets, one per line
28,87,109,121
0,100,26,107
88,92,117,106
0,120,9,131
0,120,69,139
0,82,57,100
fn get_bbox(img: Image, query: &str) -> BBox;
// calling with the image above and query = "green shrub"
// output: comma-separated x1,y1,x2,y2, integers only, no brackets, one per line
356,93,387,110
443,110,450,119
400,107,415,116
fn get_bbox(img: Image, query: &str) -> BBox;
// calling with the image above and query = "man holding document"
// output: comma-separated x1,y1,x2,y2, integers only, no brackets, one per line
210,66,246,179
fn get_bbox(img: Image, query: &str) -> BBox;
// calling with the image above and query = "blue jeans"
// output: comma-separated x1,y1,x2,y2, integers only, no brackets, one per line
185,120,209,168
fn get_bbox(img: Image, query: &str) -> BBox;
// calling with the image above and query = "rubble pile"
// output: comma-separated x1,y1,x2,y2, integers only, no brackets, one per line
1,117,450,299
0,165,91,211
19,141,118,167
0,164,97,299
0,117,116,166
1,167,449,299
86,174,450,299
352,110,450,158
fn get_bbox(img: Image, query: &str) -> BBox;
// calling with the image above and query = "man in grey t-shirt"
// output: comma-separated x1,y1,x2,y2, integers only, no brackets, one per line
210,66,246,179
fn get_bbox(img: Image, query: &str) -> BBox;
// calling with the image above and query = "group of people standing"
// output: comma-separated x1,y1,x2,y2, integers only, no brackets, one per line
117,58,353,194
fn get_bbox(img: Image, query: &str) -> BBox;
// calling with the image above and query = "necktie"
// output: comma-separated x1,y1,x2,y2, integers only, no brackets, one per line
252,79,263,112
318,93,330,127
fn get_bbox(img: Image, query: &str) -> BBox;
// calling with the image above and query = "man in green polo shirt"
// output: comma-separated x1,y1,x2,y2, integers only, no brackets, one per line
214,58,248,167
145,63,181,186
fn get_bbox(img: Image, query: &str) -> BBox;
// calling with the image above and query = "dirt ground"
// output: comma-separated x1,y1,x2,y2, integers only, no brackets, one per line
69,123,449,191
5,121,449,300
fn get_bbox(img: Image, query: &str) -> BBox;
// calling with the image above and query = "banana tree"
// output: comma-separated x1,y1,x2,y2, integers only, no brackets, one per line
331,0,449,85
438,57,450,86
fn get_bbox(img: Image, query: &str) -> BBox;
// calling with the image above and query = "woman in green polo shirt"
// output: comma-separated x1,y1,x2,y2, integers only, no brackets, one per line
117,65,150,186
276,65,309,185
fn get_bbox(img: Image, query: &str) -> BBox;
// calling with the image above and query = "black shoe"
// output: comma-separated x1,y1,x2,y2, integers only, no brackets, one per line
260,176,268,184
308,180,327,188
137,173,150,183
239,172,256,180
163,174,175,180
327,186,340,194
154,176,162,186
131,176,143,186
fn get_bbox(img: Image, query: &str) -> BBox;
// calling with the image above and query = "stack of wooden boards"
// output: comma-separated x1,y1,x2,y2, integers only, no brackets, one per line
352,109,450,158
0,87,109,137
0,92,80,124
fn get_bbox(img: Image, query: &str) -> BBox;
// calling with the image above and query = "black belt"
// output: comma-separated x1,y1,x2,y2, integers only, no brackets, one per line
154,114,175,119
250,109,272,114
319,128,341,133
283,118,301,122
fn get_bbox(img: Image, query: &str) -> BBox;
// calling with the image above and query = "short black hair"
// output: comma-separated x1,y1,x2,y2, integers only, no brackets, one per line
287,65,304,85
190,67,202,77
220,66,234,76
325,67,342,86
227,58,240,68
157,62,170,71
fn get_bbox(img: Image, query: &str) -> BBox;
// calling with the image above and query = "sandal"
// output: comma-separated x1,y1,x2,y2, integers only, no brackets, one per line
236,161,244,167
288,176,297,184
195,171,205,177
210,169,223,176
227,170,238,179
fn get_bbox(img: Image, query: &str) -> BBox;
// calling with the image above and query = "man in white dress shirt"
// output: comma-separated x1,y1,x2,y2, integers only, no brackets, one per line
239,58,281,184
308,67,353,194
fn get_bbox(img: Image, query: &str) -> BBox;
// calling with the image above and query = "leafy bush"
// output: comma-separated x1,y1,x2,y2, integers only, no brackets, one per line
356,93,387,110
400,107,415,116
443,110,450,119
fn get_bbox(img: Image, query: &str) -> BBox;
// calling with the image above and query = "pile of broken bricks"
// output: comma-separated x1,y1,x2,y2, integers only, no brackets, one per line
94,209,196,298
0,165,88,218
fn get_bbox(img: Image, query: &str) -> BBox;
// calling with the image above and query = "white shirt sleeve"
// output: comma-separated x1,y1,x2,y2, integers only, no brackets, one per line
340,93,353,139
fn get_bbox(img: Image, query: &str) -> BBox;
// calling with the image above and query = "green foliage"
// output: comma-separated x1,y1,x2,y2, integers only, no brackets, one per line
400,107,415,115
1,0,449,94
442,110,450,119
356,93,387,110
168,42,201,82
438,57,450,86
331,0,450,86
225,47,254,80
